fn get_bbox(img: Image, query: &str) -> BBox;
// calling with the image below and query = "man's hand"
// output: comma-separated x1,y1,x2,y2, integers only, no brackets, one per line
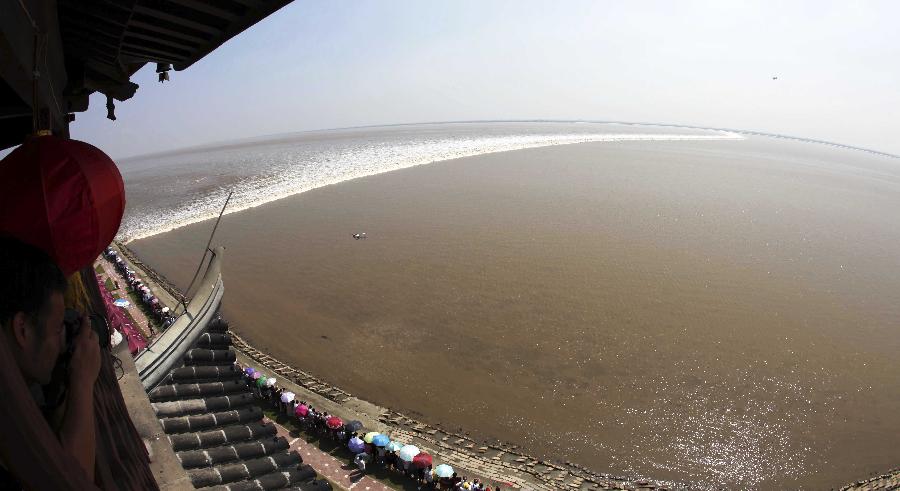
68,314,100,390
60,313,99,481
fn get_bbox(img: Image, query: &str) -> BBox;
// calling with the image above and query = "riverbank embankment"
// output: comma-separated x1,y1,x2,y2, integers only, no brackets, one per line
114,241,670,491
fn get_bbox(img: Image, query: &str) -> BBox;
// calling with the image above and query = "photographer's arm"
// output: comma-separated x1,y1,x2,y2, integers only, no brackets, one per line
58,317,100,481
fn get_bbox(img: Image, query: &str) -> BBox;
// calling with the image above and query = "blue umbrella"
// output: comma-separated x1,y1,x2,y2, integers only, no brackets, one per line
372,434,390,447
244,367,256,375
113,298,130,307
343,420,363,433
348,436,365,454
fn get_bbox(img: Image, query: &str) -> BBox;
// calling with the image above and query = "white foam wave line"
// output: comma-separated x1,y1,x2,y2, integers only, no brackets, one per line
120,131,743,243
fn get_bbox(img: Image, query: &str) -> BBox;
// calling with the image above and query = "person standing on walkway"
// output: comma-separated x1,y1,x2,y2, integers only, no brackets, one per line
354,451,369,473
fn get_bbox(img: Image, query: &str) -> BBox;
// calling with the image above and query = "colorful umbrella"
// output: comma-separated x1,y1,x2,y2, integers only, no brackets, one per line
343,420,363,433
398,445,420,462
113,298,130,308
386,441,404,452
372,434,390,447
326,416,343,430
412,452,433,468
252,372,261,380
280,391,295,403
434,464,454,478
256,376,267,387
295,404,308,417
348,436,365,453
0,135,125,276
363,432,380,444
244,367,255,376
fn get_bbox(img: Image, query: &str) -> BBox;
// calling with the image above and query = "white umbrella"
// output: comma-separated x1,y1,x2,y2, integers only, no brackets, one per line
279,391,295,403
110,329,123,347
398,444,420,462
265,377,277,387
113,298,130,308
161,307,170,313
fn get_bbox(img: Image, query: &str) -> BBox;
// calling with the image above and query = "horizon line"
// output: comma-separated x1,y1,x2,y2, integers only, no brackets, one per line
117,119,899,161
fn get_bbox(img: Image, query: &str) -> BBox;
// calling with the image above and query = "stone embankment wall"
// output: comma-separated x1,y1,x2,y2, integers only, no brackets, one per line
116,242,660,490
840,469,900,491
118,242,897,490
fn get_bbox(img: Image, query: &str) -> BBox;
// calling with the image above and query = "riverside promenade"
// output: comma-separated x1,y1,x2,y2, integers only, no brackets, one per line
268,418,392,491
109,242,900,490
112,243,625,490
95,258,153,339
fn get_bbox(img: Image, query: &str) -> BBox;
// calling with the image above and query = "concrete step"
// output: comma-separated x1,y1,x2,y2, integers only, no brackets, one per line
168,421,277,451
177,436,290,469
160,405,263,434
189,452,305,488
149,380,247,402
153,393,255,418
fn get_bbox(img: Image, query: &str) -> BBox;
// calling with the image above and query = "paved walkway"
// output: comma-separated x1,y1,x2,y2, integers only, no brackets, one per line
265,416,394,491
95,258,155,340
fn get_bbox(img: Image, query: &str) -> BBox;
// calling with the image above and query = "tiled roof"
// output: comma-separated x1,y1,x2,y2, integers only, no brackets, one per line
148,318,332,491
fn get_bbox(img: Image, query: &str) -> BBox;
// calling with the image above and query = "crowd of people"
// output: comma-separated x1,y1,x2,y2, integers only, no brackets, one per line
103,247,176,331
237,361,504,491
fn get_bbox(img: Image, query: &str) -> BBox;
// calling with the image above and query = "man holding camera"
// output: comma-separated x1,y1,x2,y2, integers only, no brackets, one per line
0,236,101,482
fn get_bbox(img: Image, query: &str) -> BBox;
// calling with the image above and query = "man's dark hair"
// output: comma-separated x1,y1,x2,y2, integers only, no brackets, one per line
0,236,68,329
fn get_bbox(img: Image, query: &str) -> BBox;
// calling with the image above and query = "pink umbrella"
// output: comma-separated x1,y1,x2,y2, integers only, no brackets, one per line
252,372,261,380
412,452,433,468
295,404,308,417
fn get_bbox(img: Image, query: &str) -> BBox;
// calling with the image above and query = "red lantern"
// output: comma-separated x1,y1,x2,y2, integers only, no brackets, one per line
0,135,125,276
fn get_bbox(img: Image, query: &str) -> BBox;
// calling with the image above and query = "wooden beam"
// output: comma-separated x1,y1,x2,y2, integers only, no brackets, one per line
128,20,210,44
122,33,192,55
170,0,244,22
119,48,179,64
121,40,190,60
132,6,223,35
229,0,262,7
122,29,201,52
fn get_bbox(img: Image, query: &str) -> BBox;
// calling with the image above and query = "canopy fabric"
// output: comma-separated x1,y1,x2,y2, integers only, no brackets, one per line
348,437,365,454
435,464,454,478
343,420,363,433
412,452,433,468
398,445,420,462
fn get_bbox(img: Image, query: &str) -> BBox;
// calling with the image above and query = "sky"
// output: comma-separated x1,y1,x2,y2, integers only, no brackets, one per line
69,0,900,158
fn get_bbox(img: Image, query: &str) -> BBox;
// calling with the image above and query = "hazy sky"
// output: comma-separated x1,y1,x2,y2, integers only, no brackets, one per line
70,0,900,158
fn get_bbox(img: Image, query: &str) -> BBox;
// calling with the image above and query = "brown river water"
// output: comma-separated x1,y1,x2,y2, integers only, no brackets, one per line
130,137,900,489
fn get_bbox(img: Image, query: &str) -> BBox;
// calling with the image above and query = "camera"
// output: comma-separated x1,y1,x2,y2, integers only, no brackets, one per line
63,308,110,352
43,309,110,412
